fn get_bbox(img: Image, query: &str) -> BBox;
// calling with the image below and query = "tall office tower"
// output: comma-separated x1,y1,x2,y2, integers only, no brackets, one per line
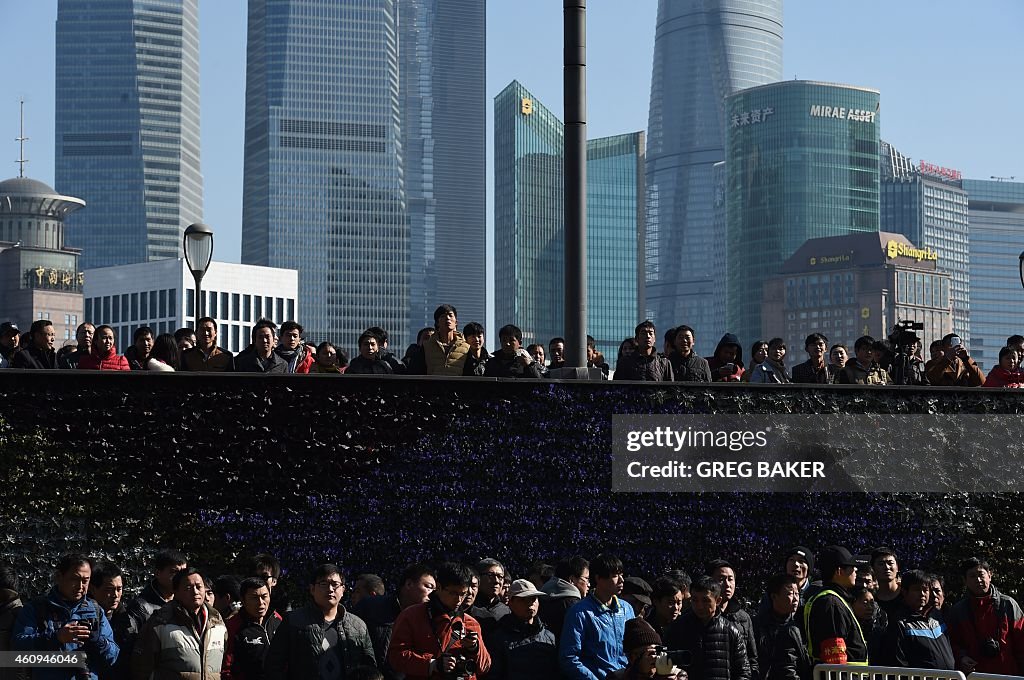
494,81,644,361
242,0,408,346
880,144,970,344
645,0,783,355
55,0,203,270
399,0,486,333
964,179,1024,371
726,81,881,348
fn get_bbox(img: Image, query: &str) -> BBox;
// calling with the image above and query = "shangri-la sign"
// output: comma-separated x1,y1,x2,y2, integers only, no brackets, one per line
25,266,85,291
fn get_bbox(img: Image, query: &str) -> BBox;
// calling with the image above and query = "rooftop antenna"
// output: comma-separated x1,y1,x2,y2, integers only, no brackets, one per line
991,175,1016,182
15,98,28,178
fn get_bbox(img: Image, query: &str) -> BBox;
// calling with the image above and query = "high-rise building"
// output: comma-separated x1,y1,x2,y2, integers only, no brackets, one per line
964,178,1024,371
494,81,644,361
645,0,783,354
242,0,408,347
725,80,881,348
400,0,486,332
880,146,970,345
55,0,203,270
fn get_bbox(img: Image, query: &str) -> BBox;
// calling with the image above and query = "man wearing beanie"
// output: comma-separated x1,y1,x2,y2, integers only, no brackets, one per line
804,546,869,667
608,618,684,680
759,547,817,619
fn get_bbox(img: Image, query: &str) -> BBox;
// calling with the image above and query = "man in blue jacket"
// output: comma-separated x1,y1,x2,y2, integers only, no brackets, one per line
12,553,119,680
560,554,635,680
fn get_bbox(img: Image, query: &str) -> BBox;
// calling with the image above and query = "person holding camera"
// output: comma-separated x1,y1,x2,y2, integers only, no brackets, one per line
947,558,1024,675
925,333,984,387
607,618,685,680
388,562,490,680
12,554,119,680
483,326,542,379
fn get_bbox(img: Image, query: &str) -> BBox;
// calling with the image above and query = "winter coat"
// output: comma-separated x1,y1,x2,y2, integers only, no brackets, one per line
749,360,791,384
613,352,674,382
707,333,745,382
423,333,470,376
222,611,282,680
724,599,759,680
983,366,1024,388
123,346,148,371
12,589,119,680
265,604,376,680
350,596,402,680
664,611,751,680
468,597,511,641
114,579,172,672
58,349,89,369
803,585,869,665
234,347,288,373
181,347,234,372
947,585,1024,674
131,601,227,680
754,610,811,680
463,349,490,376
669,352,713,382
880,606,955,670
791,360,837,385
273,345,313,374
11,344,57,369
79,345,131,371
559,594,635,680
926,355,985,387
488,614,559,680
483,351,543,379
1,589,26,680
346,355,395,375
388,598,490,680
538,578,581,641
838,360,891,385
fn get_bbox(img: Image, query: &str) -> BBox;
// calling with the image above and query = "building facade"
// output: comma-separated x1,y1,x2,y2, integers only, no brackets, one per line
399,0,486,332
964,178,1024,371
0,178,87,344
494,81,644,361
880,147,970,345
761,232,952,365
726,80,881,349
84,259,298,355
645,0,783,354
55,0,203,269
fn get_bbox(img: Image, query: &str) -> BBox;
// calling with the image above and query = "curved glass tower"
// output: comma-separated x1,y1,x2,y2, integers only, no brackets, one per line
645,0,782,353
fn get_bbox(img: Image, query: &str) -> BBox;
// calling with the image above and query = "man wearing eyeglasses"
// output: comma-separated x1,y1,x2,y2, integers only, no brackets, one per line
469,559,511,640
265,564,376,679
389,562,491,680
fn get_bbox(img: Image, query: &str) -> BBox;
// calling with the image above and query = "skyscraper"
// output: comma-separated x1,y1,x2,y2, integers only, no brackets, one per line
645,0,783,354
400,0,486,333
494,81,644,360
242,0,408,346
55,0,203,270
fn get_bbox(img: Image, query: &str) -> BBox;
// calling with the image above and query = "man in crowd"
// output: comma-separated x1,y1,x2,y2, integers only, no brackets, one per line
469,558,511,638
124,326,154,371
88,560,124,624
792,333,836,384
664,576,750,680
424,305,470,376
621,577,652,622
247,554,286,618
58,322,95,369
132,567,227,680
462,322,489,376
755,574,810,680
709,559,758,680
838,336,891,385
587,336,610,378
488,579,559,680
548,337,567,372
613,321,674,381
181,317,234,371
389,562,490,680
879,569,954,669
540,556,589,639
12,319,57,369
350,574,385,610
13,554,119,679
608,617,686,680
804,546,868,666
0,321,19,367
484,325,543,378
353,563,435,680
870,547,902,617
926,333,985,386
266,564,376,679
213,575,242,622
223,576,282,680
114,549,187,666
560,554,635,680
947,557,1024,675
368,326,407,375
668,325,712,382
275,321,314,373
235,320,287,373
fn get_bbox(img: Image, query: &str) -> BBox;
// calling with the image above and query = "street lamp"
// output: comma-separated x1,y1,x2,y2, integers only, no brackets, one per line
183,222,214,325
1019,251,1024,292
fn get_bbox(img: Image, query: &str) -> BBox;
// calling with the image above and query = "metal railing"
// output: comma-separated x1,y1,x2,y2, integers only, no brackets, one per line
813,664,967,680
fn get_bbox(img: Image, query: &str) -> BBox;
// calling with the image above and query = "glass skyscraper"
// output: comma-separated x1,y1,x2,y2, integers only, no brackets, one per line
56,0,203,270
880,146,971,345
964,179,1024,371
494,81,644,360
725,81,881,347
645,0,783,355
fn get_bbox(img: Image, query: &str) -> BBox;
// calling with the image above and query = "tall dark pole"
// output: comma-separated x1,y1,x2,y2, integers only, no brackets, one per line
564,0,587,368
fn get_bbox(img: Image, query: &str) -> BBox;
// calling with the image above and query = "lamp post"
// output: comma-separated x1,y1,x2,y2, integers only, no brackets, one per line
183,222,214,326
1019,251,1024,292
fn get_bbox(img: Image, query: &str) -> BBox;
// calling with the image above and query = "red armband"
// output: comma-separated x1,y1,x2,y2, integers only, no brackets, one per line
821,637,848,664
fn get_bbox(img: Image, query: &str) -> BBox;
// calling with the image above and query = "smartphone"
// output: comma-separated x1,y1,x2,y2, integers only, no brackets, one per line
950,336,962,348
723,363,735,372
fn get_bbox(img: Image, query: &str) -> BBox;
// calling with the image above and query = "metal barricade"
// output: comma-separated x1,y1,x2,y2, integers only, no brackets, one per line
968,674,1024,680
814,664,967,680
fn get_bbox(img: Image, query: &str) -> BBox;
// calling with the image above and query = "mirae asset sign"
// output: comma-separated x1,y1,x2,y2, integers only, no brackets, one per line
809,105,876,123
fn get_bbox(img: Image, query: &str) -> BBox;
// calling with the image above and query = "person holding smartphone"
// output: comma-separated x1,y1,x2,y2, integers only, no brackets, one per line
926,333,984,387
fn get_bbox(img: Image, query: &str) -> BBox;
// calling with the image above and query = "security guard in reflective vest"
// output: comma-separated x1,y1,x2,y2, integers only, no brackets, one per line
804,545,869,666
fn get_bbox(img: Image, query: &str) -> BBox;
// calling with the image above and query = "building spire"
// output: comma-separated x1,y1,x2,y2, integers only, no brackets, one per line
15,98,28,178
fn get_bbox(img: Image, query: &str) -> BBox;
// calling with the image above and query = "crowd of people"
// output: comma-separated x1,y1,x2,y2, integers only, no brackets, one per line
1,547,1022,680
1,306,1020,388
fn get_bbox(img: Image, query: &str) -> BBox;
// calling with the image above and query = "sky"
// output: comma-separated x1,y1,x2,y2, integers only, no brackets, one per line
1,0,1021,294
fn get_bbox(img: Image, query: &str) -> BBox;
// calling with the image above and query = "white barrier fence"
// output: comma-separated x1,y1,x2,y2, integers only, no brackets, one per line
814,665,1023,680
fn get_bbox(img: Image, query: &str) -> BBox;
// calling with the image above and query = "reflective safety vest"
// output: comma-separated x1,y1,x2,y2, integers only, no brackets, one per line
803,588,869,666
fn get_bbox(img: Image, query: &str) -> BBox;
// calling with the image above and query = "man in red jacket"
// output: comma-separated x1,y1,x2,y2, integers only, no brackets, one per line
947,557,1024,675
388,562,490,680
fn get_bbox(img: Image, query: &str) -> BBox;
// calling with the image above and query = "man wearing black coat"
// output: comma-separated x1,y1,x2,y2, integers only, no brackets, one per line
488,579,559,680
791,333,838,384
804,546,869,666
710,559,759,680
755,574,811,680
665,576,750,680
11,320,57,369
614,321,674,381
880,570,955,670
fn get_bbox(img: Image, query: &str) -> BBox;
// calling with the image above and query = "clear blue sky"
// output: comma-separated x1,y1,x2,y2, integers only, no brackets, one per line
2,0,1021,273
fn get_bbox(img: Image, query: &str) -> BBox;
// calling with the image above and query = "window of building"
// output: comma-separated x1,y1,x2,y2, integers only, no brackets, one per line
112,295,121,323
276,298,284,322
169,289,177,319
221,292,229,321
287,298,295,321
140,291,148,320
209,291,218,318
254,295,262,319
159,289,167,319
185,289,194,319
232,293,240,322
243,294,251,322
150,291,159,319
131,293,139,322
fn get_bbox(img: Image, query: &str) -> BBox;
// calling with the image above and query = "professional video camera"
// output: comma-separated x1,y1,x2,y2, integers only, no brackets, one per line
654,645,692,675
888,319,925,385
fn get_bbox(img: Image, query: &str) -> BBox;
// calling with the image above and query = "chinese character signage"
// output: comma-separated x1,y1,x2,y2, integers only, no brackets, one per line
731,107,774,127
25,266,85,291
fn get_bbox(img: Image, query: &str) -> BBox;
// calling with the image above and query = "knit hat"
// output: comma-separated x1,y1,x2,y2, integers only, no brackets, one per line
623,617,662,651
784,546,815,573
